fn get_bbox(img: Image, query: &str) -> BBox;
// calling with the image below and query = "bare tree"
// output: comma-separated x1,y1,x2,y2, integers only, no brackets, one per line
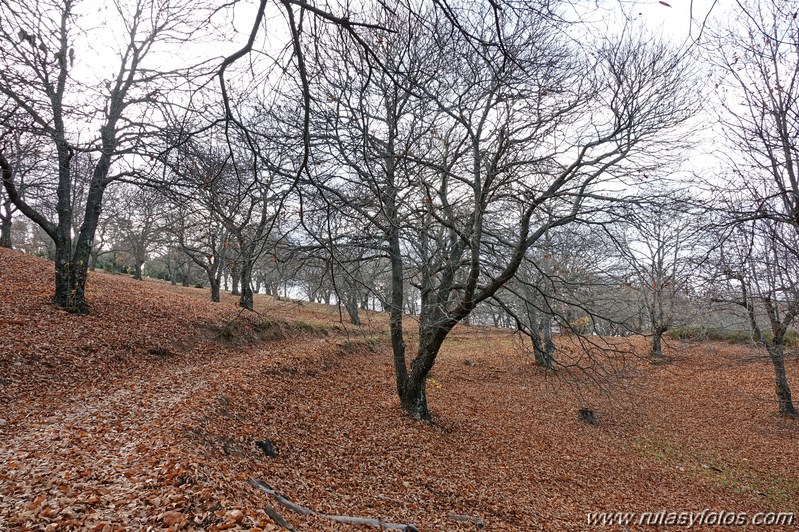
102,184,166,280
705,0,799,417
302,5,697,419
606,196,703,362
163,121,290,310
0,0,209,312
710,214,799,417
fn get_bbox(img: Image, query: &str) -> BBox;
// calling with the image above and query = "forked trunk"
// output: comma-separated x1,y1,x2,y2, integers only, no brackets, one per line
53,246,91,315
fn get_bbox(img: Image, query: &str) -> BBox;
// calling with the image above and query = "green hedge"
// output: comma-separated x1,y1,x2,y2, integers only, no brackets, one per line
666,326,799,347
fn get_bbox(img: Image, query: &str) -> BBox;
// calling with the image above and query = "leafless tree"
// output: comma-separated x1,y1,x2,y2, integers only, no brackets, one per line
605,196,704,361
705,0,799,417
110,184,166,280
300,4,697,419
709,212,799,417
0,0,211,312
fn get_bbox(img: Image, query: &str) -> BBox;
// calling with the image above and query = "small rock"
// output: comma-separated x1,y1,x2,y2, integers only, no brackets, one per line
578,407,596,425
0,419,7,425
256,439,277,458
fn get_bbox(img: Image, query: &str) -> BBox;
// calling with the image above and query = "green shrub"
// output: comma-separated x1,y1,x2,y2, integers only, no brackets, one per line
666,326,799,347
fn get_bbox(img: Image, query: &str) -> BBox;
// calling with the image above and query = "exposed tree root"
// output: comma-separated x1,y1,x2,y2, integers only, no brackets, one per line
249,479,419,531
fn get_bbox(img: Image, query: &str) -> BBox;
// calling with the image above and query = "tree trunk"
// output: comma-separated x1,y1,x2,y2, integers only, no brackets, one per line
399,376,430,421
210,280,220,302
208,274,220,303
541,316,555,353
397,321,456,421
53,251,74,310
133,260,143,280
767,344,798,417
651,325,668,362
239,265,254,310
0,206,11,249
210,263,223,302
531,327,554,370
52,226,95,315
344,296,361,325
232,271,240,296
88,247,100,271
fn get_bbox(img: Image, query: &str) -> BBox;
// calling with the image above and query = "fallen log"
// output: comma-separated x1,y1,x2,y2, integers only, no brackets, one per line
249,479,419,531
263,505,294,531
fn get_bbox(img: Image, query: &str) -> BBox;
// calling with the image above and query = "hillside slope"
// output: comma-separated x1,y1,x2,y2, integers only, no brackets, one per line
1,248,798,530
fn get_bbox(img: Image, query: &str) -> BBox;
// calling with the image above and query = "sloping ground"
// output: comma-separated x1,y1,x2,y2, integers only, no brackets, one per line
1,247,798,530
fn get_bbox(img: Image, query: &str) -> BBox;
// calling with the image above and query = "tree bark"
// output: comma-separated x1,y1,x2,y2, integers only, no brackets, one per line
232,270,240,295
209,276,221,302
344,296,361,325
0,201,12,249
239,265,254,310
768,344,797,417
532,333,554,369
133,260,143,280
651,325,668,362
399,376,430,421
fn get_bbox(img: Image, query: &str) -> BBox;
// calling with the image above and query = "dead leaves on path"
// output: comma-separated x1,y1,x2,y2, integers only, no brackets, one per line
1,248,799,530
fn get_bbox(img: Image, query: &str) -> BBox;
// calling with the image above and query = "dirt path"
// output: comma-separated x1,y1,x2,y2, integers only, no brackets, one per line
0,336,320,530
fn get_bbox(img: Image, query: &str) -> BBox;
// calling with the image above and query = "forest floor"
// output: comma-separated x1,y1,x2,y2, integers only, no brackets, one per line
1,247,798,531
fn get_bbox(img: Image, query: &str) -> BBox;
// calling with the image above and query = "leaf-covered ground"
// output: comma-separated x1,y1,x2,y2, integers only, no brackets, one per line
1,247,798,530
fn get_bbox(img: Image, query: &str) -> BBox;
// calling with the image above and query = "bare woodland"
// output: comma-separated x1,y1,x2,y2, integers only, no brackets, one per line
2,0,798,419
1,3,799,526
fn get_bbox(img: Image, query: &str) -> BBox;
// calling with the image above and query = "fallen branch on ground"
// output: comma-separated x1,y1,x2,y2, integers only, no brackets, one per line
249,479,419,531
448,513,485,528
